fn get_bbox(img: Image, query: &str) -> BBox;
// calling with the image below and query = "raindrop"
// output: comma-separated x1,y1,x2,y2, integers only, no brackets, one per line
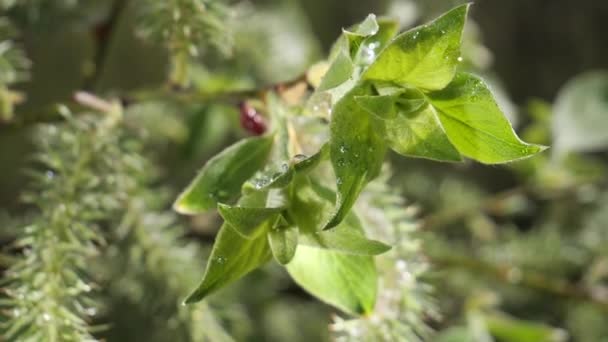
293,154,308,163
214,256,226,264
45,170,55,179
339,145,348,153
457,56,463,62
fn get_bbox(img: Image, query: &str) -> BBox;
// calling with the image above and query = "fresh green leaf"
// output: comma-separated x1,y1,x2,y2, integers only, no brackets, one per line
326,86,387,229
386,105,462,161
354,93,401,120
174,135,274,214
288,176,335,233
428,72,546,163
268,224,298,265
184,224,272,303
301,207,390,255
217,204,283,239
300,229,390,256
343,14,380,58
293,144,329,174
318,51,354,91
552,71,608,155
363,4,469,90
286,245,378,315
347,14,379,37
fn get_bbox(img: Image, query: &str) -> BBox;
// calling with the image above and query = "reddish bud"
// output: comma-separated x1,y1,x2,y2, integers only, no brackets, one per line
239,101,267,135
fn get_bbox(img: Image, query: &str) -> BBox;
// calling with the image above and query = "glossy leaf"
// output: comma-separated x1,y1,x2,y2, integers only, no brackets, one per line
289,177,335,233
354,17,400,67
174,136,274,214
428,72,546,163
300,229,390,256
318,51,354,91
552,71,608,155
327,86,387,229
386,105,462,161
354,94,400,120
268,225,298,265
286,245,377,315
301,207,390,255
293,144,329,174
217,204,283,239
184,224,272,303
363,4,469,90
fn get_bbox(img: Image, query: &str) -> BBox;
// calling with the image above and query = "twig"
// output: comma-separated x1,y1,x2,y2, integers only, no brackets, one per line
431,253,608,312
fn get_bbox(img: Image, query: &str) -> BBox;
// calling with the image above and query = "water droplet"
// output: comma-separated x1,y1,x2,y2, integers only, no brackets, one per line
215,256,226,264
280,163,289,172
46,170,54,179
339,145,348,154
360,46,376,65
337,158,346,167
457,56,463,62
293,154,308,163
336,178,343,185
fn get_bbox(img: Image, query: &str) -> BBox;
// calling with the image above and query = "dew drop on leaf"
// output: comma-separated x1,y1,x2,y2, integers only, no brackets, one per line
293,154,308,163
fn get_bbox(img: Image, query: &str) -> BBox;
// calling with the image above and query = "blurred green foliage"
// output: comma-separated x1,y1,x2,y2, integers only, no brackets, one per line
0,0,607,341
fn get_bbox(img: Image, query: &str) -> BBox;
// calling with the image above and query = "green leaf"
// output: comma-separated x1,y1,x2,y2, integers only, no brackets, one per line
174,136,274,214
293,144,329,174
552,71,608,155
343,14,380,58
386,105,462,161
286,245,378,315
363,4,469,91
288,177,335,233
184,224,272,303
300,208,390,255
217,204,283,239
428,72,546,164
300,229,390,256
327,86,387,229
268,224,298,265
354,93,400,120
318,51,354,91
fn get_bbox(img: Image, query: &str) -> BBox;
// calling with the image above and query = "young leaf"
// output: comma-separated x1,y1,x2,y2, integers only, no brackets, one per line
174,135,274,214
386,105,462,161
354,94,400,120
428,72,546,163
300,206,390,255
217,204,283,239
299,229,390,256
318,51,354,91
184,224,272,303
268,225,298,265
293,143,329,174
327,86,387,229
363,4,469,91
289,176,335,233
286,245,378,315
343,14,380,58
